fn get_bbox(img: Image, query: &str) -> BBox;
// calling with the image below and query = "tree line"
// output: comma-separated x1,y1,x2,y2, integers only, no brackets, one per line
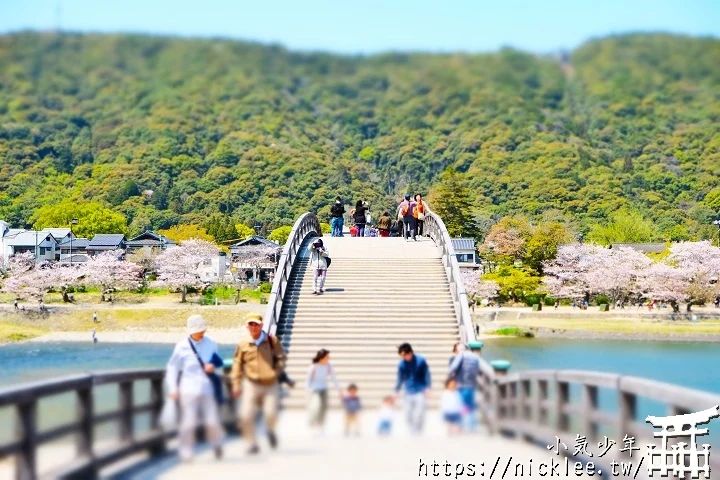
0,33,718,240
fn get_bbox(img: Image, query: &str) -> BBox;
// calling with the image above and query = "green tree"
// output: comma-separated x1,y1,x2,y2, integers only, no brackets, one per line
158,224,216,243
428,167,475,237
586,209,660,246
234,224,255,240
31,201,128,237
483,266,541,303
268,226,293,245
524,222,575,273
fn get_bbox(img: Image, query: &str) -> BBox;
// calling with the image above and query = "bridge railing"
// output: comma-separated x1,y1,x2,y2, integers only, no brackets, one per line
491,369,720,476
424,206,475,345
263,212,322,336
0,367,241,479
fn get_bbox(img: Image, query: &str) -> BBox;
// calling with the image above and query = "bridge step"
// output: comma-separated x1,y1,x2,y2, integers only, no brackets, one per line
277,236,460,410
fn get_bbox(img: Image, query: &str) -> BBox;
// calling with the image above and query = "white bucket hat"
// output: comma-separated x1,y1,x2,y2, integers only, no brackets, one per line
187,314,208,335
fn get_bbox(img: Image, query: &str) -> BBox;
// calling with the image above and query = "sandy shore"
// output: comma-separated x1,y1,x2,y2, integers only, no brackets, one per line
24,328,248,345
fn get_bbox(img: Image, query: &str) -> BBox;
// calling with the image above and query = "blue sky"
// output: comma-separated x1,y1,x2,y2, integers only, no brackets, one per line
1,0,718,54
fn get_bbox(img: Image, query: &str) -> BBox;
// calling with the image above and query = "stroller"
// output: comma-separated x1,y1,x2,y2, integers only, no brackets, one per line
365,227,379,237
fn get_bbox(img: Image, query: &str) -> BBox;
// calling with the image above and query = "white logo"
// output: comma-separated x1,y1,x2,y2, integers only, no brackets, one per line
646,405,719,478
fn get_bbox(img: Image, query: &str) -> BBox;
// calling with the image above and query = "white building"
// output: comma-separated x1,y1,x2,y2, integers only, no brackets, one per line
198,252,231,283
4,231,60,263
451,238,480,270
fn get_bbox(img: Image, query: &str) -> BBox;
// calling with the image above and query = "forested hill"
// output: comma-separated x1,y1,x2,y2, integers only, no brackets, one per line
0,32,718,239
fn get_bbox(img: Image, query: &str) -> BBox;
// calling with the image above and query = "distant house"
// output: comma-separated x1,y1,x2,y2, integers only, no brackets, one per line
198,252,231,283
230,236,280,282
126,231,176,254
1,221,27,262
610,243,667,254
5,231,59,262
452,238,479,270
87,234,127,256
59,238,90,264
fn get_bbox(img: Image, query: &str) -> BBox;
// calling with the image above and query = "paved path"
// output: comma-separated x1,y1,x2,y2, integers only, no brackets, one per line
125,411,597,480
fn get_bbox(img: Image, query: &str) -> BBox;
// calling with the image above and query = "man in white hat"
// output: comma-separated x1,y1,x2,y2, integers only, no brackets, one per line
166,314,225,461
231,312,286,454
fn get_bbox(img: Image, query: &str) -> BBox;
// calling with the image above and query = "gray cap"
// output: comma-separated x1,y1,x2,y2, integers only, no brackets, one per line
186,314,208,335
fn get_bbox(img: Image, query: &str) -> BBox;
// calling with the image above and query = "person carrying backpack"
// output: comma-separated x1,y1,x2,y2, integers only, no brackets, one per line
399,194,418,241
309,238,330,295
350,200,368,237
330,197,345,237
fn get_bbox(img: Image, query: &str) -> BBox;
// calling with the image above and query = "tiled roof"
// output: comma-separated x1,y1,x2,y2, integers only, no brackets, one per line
231,236,280,249
41,228,72,238
451,238,476,252
59,238,90,248
127,231,176,246
6,231,55,246
88,234,126,247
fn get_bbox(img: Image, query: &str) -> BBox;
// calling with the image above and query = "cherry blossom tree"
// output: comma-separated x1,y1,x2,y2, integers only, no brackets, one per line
154,239,219,302
2,258,58,302
543,244,651,306
83,250,143,301
542,244,600,300
637,262,691,311
462,269,500,307
665,241,720,309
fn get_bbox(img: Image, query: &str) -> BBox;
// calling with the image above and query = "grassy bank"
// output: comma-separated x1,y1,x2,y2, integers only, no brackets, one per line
0,306,259,343
0,322,49,343
489,317,720,337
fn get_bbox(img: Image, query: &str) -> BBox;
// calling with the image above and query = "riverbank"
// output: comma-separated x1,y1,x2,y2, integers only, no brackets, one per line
0,304,263,343
481,315,720,342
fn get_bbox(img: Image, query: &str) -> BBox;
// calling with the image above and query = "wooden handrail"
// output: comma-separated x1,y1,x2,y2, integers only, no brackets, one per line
0,367,240,480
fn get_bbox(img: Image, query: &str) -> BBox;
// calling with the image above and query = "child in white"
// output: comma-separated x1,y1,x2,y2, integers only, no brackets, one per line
441,378,464,435
377,396,395,435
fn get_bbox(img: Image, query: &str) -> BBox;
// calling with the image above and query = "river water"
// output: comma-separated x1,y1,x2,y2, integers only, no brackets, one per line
0,339,718,445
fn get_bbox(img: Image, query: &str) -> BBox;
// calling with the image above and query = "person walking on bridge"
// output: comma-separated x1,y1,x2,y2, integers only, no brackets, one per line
394,343,431,435
414,193,426,237
399,194,418,241
306,349,342,435
231,313,286,455
330,197,345,237
309,238,330,295
351,200,368,237
166,315,225,462
378,211,392,237
448,342,482,432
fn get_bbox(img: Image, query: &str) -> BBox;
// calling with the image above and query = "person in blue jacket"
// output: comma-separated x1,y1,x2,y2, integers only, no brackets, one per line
394,342,431,435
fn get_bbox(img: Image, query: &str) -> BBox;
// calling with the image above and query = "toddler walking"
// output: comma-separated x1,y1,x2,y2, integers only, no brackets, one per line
442,378,463,435
342,384,362,436
377,396,395,436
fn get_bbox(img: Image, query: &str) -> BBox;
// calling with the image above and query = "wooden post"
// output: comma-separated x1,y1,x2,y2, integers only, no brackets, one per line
538,379,549,426
556,381,570,432
149,377,167,456
119,381,134,442
618,391,636,439
15,400,37,480
520,380,531,421
583,384,599,441
76,385,97,479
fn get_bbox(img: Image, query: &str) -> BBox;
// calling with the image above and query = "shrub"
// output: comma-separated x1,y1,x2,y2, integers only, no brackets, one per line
259,282,272,293
524,294,546,307
320,223,331,234
544,296,557,306
594,295,611,306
